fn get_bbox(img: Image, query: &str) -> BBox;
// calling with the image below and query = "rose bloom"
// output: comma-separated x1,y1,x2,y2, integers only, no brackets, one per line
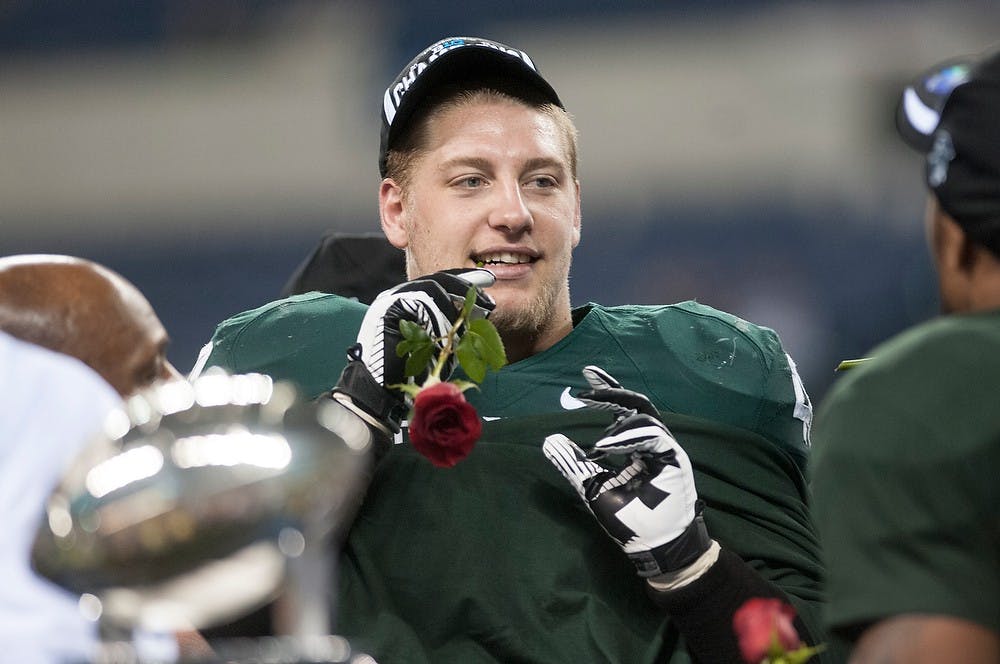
732,598,802,663
408,381,482,468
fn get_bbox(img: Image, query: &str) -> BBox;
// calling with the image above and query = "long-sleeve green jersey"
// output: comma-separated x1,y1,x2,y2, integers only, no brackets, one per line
202,294,824,663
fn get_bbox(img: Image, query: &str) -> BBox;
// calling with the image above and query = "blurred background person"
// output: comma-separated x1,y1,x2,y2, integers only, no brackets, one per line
0,254,181,395
0,330,121,664
811,48,1000,663
0,254,202,661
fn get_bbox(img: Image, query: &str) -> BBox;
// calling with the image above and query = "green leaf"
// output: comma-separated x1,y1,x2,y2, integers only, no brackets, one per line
396,320,433,358
399,320,431,343
834,357,872,372
396,340,411,358
468,318,506,370
397,337,429,358
404,345,434,378
399,319,430,342
462,285,477,318
456,336,487,383
469,330,489,357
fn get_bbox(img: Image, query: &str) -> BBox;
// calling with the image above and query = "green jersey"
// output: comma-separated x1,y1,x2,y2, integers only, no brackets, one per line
203,296,824,663
811,310,1000,643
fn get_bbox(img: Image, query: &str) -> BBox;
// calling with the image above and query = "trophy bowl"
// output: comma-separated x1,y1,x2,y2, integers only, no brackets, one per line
31,371,374,634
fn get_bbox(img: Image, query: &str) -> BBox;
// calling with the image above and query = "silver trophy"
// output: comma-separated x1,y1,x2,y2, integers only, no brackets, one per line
31,371,377,663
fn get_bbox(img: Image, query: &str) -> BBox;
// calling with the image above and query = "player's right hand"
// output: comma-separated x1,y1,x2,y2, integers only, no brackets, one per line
330,268,495,439
357,268,496,388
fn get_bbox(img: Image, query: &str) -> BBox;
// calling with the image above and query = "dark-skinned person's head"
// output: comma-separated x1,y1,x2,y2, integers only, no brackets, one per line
0,254,181,396
896,47,1000,314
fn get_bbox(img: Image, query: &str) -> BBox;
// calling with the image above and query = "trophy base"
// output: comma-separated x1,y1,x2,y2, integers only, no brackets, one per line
92,634,374,664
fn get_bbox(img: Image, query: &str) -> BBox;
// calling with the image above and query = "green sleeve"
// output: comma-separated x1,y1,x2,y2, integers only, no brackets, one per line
201,292,368,399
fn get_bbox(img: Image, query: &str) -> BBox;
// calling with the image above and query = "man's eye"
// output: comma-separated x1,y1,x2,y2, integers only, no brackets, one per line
459,176,484,188
526,176,556,188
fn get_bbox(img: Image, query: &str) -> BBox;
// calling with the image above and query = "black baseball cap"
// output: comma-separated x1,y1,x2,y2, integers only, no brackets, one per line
896,47,1000,251
378,36,563,178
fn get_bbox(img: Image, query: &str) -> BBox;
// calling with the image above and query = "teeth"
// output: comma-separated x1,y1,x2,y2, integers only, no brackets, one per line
475,252,531,265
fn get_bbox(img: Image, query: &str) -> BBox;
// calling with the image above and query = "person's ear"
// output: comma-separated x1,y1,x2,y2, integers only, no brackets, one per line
937,212,975,276
928,198,960,272
929,202,976,313
379,178,409,249
957,233,981,274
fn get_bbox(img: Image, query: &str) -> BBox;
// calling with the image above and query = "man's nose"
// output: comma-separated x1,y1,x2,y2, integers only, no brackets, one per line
488,180,533,234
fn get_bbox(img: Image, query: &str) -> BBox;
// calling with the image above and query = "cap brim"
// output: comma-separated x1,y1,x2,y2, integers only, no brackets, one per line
896,56,978,153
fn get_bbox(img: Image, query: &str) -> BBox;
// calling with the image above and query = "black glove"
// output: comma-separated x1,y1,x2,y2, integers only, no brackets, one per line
543,365,712,578
331,268,495,436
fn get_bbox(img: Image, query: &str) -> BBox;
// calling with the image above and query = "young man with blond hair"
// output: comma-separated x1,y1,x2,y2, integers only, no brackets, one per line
200,36,830,663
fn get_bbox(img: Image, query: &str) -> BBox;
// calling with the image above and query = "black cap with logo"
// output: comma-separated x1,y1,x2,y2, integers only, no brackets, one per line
378,36,563,178
896,47,1000,252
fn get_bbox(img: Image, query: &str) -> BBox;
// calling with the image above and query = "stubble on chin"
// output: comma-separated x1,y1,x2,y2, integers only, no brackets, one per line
487,276,567,340
488,304,544,339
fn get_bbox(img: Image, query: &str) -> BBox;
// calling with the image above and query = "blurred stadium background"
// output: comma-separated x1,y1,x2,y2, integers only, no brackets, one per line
2,0,996,403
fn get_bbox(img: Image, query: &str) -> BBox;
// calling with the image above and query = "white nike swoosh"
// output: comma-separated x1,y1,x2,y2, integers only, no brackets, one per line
560,387,586,410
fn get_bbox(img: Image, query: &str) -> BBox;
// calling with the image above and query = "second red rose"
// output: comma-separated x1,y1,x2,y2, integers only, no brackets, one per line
732,597,802,663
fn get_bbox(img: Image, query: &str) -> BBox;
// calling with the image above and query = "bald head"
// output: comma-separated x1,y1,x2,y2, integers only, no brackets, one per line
0,255,180,396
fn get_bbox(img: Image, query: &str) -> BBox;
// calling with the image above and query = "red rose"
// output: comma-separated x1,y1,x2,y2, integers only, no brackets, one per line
408,381,482,468
733,598,802,663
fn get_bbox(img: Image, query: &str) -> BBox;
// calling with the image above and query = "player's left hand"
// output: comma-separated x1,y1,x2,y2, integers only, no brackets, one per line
542,366,712,578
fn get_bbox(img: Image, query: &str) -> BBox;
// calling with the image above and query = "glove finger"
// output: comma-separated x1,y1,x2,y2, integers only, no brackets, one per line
577,389,658,418
543,434,606,499
578,366,659,417
582,365,622,390
423,269,496,315
590,414,674,457
576,394,632,420
579,366,637,419
438,267,496,290
386,279,462,322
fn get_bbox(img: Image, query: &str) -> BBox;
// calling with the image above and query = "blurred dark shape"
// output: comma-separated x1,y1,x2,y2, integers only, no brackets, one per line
281,231,405,303
31,371,374,635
